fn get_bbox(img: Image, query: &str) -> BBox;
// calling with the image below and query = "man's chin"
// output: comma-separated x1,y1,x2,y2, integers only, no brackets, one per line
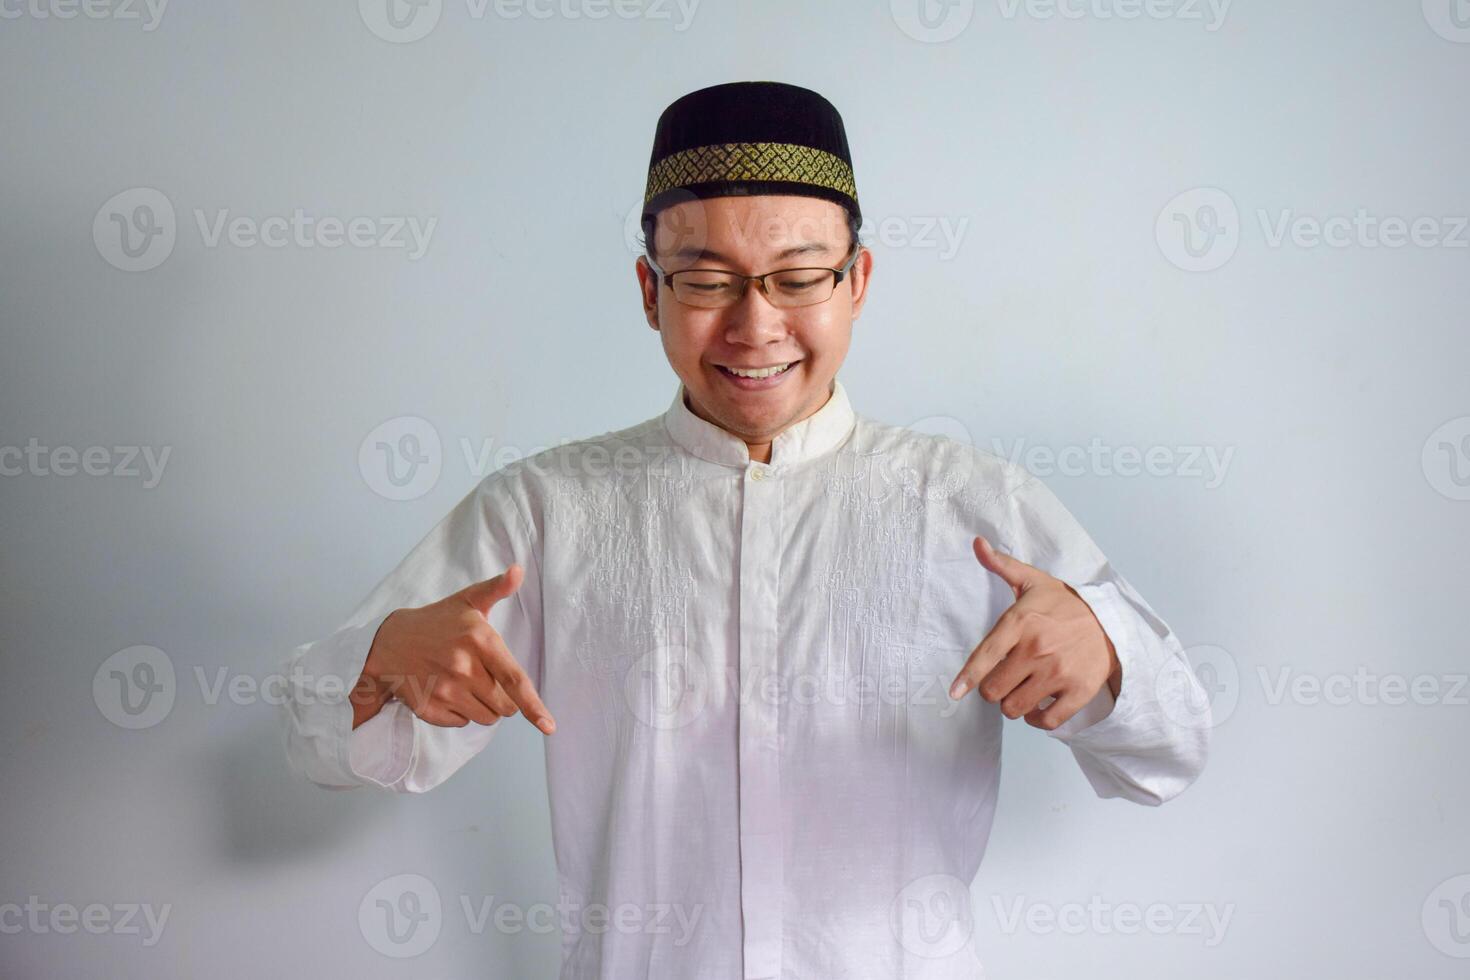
691,395,781,438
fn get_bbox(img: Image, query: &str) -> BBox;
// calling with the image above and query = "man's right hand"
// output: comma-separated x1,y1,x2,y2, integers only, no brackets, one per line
352,564,555,735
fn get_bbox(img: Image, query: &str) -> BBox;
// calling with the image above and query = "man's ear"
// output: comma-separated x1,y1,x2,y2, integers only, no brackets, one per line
848,246,874,322
636,256,660,331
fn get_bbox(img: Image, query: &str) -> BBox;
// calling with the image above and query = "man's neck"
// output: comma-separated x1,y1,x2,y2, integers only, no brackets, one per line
682,380,833,465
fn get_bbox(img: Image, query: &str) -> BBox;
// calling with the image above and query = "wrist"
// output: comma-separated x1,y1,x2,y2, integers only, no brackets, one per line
361,610,402,684
349,664,392,710
353,612,402,707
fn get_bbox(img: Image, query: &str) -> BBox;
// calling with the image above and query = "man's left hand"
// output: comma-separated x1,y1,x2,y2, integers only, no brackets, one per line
948,535,1122,731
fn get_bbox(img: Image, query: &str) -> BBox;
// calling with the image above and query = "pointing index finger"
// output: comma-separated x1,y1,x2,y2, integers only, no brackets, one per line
479,635,555,734
949,611,1023,700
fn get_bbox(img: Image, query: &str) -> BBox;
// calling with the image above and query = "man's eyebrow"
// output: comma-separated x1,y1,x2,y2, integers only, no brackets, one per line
668,241,838,265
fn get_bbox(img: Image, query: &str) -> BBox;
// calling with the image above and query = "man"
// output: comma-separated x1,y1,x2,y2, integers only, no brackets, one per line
280,80,1210,979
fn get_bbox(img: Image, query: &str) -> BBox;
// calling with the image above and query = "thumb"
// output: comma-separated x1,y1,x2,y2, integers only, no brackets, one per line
458,564,523,615
973,535,1034,597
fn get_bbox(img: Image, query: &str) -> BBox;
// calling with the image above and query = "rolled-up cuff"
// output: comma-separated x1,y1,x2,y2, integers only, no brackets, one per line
348,699,417,788
280,610,396,789
1044,579,1135,739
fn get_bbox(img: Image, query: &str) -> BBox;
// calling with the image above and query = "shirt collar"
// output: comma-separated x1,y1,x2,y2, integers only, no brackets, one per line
663,377,857,469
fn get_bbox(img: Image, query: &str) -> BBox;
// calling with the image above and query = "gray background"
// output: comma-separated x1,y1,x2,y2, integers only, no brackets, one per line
3,1,1468,977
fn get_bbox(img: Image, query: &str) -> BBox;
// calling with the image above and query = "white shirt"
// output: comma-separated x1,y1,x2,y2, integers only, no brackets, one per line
280,378,1211,979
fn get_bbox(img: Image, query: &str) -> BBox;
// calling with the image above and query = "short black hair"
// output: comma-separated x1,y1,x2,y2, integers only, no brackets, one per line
640,205,862,267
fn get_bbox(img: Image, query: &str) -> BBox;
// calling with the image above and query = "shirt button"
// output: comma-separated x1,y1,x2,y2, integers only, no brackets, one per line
750,466,769,481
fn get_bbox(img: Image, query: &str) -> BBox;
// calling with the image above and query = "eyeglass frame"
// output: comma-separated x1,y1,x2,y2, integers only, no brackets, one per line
644,242,863,309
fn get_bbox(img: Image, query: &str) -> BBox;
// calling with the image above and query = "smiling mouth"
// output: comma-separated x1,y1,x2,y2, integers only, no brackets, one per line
715,361,801,380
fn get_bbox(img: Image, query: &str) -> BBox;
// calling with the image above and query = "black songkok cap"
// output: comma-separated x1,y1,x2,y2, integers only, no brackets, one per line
641,81,861,227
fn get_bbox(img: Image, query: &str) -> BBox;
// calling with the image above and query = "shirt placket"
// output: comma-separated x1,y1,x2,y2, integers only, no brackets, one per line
738,460,784,979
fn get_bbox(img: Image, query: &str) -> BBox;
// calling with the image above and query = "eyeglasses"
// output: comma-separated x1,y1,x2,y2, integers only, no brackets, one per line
646,244,862,309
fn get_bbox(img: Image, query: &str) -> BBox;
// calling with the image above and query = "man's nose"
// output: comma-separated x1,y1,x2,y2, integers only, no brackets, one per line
722,279,788,345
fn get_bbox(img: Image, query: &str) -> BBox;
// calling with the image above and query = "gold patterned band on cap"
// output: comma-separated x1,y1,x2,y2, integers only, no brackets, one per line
644,141,857,206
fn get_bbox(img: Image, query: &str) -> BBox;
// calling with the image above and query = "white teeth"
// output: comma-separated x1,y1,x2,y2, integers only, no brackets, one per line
724,362,793,379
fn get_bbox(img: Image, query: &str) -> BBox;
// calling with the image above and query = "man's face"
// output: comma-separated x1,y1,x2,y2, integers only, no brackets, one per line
636,195,872,453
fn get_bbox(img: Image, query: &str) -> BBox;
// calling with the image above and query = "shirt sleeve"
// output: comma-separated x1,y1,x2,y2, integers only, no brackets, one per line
277,469,543,794
996,471,1211,807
